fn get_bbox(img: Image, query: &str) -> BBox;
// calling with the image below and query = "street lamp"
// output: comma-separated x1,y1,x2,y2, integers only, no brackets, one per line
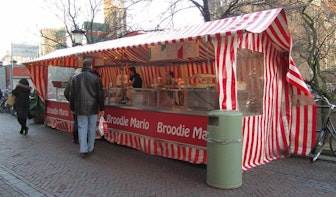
71,29,85,46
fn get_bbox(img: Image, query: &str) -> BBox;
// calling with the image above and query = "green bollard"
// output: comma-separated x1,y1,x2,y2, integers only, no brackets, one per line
206,110,243,189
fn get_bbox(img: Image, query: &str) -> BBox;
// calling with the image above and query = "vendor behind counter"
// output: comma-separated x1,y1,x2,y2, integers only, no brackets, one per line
127,67,142,88
165,71,176,89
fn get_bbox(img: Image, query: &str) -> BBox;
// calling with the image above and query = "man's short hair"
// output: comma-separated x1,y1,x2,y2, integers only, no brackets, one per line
129,66,136,73
169,71,175,78
83,59,92,68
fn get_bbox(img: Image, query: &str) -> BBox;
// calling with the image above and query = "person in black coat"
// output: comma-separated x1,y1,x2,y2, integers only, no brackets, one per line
128,67,142,88
69,59,105,157
12,78,32,135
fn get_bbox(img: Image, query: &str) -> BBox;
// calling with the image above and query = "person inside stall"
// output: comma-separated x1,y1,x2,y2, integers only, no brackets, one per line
127,66,142,88
165,71,179,105
120,66,142,104
165,71,176,89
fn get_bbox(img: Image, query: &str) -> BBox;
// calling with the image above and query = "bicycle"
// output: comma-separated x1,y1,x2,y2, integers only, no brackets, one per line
0,89,16,116
309,95,336,162
0,90,10,113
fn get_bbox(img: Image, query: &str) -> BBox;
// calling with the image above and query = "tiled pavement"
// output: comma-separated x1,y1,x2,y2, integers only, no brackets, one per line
0,112,336,197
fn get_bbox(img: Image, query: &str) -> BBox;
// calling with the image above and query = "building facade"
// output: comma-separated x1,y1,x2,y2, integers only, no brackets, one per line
104,0,127,38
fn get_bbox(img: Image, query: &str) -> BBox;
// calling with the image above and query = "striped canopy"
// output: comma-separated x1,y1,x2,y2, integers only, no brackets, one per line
25,8,310,97
24,8,315,170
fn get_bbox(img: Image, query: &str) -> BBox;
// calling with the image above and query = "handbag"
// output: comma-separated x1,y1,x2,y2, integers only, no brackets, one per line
6,94,16,107
98,116,108,136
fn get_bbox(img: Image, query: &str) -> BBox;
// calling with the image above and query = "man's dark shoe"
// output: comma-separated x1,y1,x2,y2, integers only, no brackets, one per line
80,152,89,157
88,149,95,155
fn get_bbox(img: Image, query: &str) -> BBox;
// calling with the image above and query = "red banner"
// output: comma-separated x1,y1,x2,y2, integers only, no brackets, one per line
45,100,73,121
45,101,208,147
105,107,208,147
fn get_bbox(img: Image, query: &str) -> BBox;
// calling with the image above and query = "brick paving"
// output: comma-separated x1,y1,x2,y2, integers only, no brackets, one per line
0,112,336,197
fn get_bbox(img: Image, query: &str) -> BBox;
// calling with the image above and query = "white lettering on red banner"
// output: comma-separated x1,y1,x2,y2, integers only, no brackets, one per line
46,106,69,117
106,115,129,126
45,102,209,147
105,107,208,147
45,101,72,120
157,122,190,137
130,118,150,129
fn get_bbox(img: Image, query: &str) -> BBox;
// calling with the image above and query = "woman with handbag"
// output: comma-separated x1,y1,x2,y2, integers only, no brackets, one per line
12,78,32,135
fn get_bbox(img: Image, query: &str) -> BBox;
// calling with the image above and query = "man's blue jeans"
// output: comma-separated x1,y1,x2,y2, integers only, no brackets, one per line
77,114,98,153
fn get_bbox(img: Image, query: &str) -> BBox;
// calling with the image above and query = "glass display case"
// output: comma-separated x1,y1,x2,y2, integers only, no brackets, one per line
105,87,219,111
186,88,218,111
47,66,74,101
51,81,68,101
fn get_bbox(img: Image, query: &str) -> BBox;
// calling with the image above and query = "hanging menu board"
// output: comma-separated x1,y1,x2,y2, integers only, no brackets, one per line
149,40,199,61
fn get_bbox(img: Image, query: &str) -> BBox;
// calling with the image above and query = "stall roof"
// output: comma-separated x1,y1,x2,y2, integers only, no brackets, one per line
25,8,284,64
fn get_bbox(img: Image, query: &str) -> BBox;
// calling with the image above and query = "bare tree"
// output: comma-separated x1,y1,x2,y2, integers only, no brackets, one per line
293,0,336,98
157,0,284,24
40,0,103,49
39,0,152,51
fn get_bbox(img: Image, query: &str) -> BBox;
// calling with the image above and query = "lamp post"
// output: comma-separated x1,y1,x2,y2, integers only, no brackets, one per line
71,29,85,46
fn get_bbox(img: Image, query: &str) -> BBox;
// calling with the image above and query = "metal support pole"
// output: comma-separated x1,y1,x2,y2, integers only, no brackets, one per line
10,44,13,90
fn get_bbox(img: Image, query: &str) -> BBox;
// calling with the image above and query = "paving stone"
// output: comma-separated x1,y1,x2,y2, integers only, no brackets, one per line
0,113,335,196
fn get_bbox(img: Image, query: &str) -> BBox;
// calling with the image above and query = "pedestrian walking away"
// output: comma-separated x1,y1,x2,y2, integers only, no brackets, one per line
11,78,32,135
69,59,105,157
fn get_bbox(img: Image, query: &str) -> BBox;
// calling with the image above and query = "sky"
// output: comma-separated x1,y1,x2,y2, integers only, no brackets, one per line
0,0,204,59
0,0,60,57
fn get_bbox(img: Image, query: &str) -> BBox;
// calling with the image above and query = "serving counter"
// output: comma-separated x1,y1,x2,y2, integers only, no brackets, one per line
44,86,219,164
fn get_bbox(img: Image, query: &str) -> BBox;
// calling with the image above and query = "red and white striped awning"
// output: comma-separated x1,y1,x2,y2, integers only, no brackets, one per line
25,7,311,99
25,8,283,64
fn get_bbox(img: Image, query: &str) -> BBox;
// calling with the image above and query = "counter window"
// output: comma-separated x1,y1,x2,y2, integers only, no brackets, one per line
48,66,75,100
237,49,264,116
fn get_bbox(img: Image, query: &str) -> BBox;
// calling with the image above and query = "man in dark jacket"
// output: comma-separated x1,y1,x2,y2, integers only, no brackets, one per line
128,67,142,88
69,59,105,157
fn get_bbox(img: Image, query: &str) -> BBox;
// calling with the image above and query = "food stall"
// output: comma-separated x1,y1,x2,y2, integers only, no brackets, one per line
24,8,316,171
